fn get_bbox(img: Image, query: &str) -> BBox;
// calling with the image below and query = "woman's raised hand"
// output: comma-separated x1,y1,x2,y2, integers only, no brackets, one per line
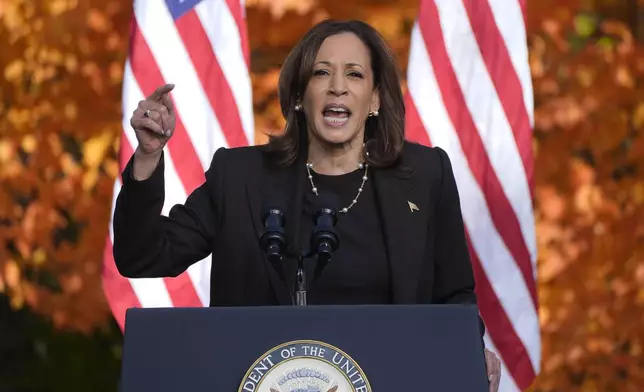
130,84,176,180
130,84,176,156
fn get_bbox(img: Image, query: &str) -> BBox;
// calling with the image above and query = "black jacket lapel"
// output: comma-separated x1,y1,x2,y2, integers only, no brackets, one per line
372,166,428,303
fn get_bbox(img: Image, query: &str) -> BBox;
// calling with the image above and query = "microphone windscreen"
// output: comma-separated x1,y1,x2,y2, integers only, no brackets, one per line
314,192,341,213
262,193,287,214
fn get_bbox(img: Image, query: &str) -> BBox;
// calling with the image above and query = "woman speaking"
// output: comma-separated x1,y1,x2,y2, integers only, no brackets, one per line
112,19,501,391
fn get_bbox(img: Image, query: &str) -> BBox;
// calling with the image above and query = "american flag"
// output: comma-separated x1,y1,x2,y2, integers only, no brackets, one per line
102,0,539,390
404,0,540,390
101,0,253,329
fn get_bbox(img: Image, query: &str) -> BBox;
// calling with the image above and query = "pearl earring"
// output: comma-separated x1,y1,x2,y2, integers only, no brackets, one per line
295,103,302,111
369,110,379,117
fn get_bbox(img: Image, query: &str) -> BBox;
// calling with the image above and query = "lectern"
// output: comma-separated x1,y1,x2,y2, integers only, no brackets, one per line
119,304,488,391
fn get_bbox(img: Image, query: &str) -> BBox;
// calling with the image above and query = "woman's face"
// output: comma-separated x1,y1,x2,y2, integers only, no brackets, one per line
301,32,380,148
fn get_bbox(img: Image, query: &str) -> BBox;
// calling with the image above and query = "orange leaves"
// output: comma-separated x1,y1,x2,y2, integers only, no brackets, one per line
533,152,644,390
0,0,129,333
48,0,77,17
82,130,114,190
251,69,285,144
1,260,23,307
86,8,111,33
534,95,597,132
246,0,317,19
529,0,644,389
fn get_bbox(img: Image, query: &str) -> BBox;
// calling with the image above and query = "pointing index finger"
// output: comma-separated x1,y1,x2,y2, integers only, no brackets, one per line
161,92,174,114
147,83,175,101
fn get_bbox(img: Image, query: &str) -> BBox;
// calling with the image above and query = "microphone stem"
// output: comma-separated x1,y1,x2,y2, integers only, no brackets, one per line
295,255,307,306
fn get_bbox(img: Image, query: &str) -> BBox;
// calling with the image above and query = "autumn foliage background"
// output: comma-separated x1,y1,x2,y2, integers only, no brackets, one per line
1,0,644,390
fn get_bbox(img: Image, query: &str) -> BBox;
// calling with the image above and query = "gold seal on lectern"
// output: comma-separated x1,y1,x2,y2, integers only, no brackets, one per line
238,340,371,392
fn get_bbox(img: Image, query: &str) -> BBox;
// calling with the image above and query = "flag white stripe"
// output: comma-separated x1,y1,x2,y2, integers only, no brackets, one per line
108,183,118,244
122,62,184,218
195,1,255,144
487,0,534,126
484,335,521,392
121,60,143,151
115,66,174,308
123,60,212,307
406,24,540,371
435,0,537,266
186,256,212,306
134,0,230,169
164,146,212,306
128,276,175,308
104,0,253,329
108,175,174,308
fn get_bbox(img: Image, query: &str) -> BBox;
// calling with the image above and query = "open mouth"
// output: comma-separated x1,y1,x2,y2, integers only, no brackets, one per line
322,104,351,127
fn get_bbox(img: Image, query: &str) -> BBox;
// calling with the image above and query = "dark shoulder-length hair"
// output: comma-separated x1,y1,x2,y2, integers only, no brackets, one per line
266,19,406,168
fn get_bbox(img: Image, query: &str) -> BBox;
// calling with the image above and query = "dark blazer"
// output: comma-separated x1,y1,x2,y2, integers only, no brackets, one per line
113,141,482,331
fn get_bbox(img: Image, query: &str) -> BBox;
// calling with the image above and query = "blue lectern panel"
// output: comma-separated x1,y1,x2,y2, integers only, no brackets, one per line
120,305,488,391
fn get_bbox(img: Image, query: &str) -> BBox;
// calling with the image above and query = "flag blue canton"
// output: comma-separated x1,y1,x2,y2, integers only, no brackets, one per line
165,0,204,20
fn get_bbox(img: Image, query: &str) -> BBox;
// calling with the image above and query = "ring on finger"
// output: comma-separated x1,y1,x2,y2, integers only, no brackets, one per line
144,109,151,118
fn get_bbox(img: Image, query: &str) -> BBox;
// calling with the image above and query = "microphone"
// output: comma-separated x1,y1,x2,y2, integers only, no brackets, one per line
310,193,340,264
259,196,287,264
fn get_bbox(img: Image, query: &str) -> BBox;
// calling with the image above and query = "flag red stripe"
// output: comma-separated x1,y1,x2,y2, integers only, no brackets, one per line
418,1,538,308
105,0,253,331
119,131,135,167
225,0,250,67
120,129,204,308
466,231,537,389
175,11,249,148
126,20,203,307
102,240,140,331
162,275,203,307
462,0,534,185
119,136,205,308
130,20,206,193
404,92,432,146
118,120,205,308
